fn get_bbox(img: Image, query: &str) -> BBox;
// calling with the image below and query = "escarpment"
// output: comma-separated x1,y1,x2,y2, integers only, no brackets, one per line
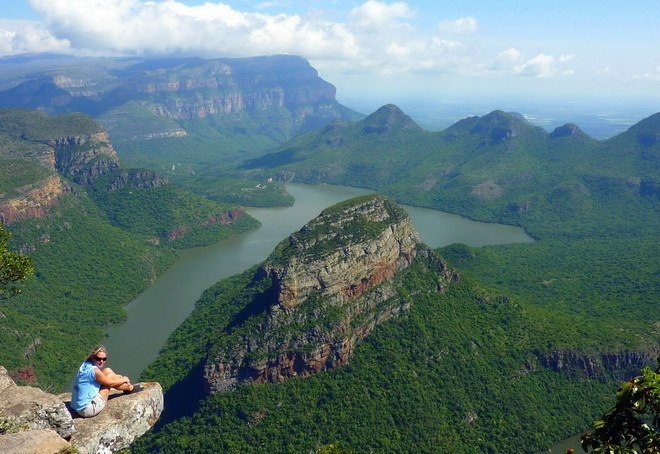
1,128,120,223
0,55,361,144
0,175,72,224
52,131,120,184
203,195,457,393
536,348,660,382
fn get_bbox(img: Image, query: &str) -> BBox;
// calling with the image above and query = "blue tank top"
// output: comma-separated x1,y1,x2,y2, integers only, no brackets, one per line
71,361,100,411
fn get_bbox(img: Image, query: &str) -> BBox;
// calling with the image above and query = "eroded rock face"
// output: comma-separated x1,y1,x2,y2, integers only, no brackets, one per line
204,195,456,392
265,197,419,310
0,366,163,454
0,175,71,224
52,131,120,184
0,429,70,454
0,129,121,224
537,349,659,381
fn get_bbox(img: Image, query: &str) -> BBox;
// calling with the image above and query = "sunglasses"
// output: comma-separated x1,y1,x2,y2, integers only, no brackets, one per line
94,356,108,362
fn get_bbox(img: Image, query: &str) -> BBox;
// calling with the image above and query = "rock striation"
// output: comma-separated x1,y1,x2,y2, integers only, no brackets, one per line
52,131,120,184
204,195,456,392
0,54,360,141
0,121,121,224
537,349,660,382
0,366,163,453
0,175,72,224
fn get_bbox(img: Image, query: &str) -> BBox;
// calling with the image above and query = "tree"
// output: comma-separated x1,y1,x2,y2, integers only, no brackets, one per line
581,358,660,453
0,224,34,297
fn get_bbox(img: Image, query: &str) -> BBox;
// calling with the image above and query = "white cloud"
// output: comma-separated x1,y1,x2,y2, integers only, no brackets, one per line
438,17,478,35
515,54,556,78
0,19,71,55
348,1,414,31
629,66,660,82
487,48,573,78
0,0,581,86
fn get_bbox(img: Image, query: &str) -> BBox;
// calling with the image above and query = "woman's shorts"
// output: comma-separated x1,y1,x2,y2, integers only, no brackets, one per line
77,393,106,417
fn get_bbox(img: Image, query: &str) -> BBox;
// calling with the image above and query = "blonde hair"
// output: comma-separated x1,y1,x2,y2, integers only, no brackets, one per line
86,345,107,361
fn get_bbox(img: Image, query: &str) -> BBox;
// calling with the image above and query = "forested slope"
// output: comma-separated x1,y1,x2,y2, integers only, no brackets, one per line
0,109,260,389
131,108,658,453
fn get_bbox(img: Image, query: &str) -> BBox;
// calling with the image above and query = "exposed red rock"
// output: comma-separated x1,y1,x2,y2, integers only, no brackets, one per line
204,195,456,393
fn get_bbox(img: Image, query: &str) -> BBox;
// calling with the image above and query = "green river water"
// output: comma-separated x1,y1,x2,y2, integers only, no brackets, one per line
105,183,533,380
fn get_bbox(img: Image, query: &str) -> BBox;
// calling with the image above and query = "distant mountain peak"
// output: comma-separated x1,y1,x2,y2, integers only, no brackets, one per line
360,104,422,134
550,123,584,138
465,110,529,142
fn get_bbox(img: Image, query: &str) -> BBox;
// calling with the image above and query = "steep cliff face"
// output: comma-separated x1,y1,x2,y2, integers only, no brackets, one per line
0,366,164,454
0,55,360,141
0,128,121,223
0,175,71,224
52,131,120,184
204,195,456,393
102,56,337,121
537,348,659,382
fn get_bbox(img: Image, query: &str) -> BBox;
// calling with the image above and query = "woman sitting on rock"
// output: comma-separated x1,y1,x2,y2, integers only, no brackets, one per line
71,345,138,417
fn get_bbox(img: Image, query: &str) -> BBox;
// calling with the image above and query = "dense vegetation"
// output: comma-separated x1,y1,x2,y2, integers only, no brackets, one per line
238,107,659,241
0,109,263,390
581,359,659,453
136,254,624,453
1,193,177,389
0,224,34,297
132,232,656,452
130,108,657,453
0,99,656,451
0,108,102,140
109,122,294,208
88,171,260,248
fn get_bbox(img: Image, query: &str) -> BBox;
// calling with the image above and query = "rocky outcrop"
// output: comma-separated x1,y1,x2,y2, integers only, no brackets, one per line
0,175,72,224
201,208,246,226
0,129,121,223
0,429,71,454
164,208,248,242
204,195,456,392
0,366,163,454
537,349,659,381
0,366,75,439
62,384,163,454
264,196,419,309
105,169,168,191
52,131,120,184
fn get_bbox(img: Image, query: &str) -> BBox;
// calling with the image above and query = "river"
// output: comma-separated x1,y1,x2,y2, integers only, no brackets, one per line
104,183,533,380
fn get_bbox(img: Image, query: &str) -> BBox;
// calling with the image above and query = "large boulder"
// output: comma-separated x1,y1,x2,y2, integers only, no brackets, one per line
0,429,70,454
63,382,163,454
0,366,163,454
0,366,75,438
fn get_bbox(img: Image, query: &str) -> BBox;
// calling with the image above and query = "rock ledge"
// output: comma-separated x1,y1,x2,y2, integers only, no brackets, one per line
0,366,163,454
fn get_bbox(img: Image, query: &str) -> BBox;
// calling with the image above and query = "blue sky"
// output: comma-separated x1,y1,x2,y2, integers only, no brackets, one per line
1,1,659,111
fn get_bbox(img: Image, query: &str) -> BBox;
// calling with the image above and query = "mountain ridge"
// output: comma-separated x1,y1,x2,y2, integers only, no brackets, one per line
0,54,363,145
238,106,659,239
